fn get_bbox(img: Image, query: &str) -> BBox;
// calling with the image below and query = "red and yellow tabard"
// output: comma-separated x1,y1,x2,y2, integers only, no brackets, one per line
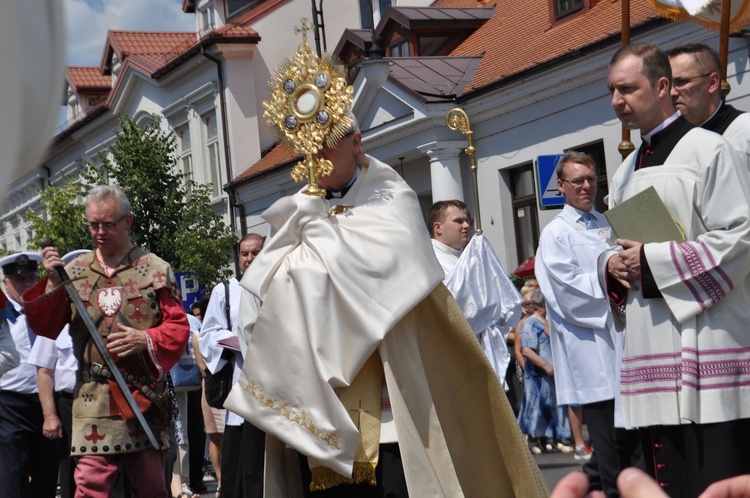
23,247,189,456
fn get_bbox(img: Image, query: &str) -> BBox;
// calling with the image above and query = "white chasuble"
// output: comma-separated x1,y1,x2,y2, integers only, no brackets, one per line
224,155,548,497
601,127,750,427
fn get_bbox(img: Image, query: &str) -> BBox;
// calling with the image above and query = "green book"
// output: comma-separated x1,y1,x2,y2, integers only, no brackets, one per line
604,186,683,243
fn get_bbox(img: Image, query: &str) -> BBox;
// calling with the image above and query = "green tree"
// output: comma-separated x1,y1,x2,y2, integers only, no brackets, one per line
27,180,92,255
28,112,237,288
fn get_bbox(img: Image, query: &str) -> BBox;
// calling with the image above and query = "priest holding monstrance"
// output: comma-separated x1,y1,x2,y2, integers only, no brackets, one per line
223,19,547,497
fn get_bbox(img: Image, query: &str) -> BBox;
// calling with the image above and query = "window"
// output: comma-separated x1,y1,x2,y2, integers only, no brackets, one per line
509,163,540,264
203,112,223,197
389,40,409,57
199,5,215,33
226,0,263,16
554,0,584,19
177,125,193,179
417,35,452,57
359,0,392,29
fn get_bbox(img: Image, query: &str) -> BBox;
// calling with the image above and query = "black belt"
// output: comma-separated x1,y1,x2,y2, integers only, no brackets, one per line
0,390,39,401
76,363,161,404
77,362,156,386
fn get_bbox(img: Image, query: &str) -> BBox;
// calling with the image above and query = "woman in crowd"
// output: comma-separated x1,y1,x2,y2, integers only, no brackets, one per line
517,288,570,454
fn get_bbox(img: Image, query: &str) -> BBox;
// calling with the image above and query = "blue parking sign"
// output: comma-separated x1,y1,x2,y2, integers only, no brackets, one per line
175,271,205,312
536,154,565,209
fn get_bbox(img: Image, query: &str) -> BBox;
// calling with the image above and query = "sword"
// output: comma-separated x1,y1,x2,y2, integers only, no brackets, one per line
40,238,160,449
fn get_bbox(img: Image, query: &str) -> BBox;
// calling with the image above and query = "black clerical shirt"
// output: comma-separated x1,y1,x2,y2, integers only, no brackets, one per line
702,102,744,135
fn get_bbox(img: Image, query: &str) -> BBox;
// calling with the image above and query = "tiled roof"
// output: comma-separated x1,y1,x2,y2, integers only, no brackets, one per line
389,56,482,102
66,67,111,93
231,143,301,185
211,21,261,38
376,5,494,37
104,30,197,73
431,0,659,94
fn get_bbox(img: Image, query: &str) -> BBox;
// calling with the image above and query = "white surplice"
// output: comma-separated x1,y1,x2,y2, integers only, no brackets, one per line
431,239,460,276
199,277,245,426
535,205,621,411
439,235,522,381
721,112,750,166
598,127,750,427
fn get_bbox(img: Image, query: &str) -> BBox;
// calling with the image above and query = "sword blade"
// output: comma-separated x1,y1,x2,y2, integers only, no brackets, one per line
60,277,160,449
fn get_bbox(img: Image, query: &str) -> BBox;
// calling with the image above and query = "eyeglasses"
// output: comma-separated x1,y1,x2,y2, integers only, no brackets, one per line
672,73,712,89
86,214,128,232
560,176,597,188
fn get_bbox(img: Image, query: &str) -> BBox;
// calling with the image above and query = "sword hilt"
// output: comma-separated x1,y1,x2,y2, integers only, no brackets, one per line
39,237,70,283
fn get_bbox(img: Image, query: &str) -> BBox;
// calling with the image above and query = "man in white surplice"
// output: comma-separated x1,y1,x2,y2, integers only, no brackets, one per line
601,43,750,495
223,120,548,498
428,200,521,381
535,152,637,497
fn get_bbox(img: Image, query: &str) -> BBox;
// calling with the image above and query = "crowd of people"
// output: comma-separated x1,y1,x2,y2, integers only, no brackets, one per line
1,40,750,498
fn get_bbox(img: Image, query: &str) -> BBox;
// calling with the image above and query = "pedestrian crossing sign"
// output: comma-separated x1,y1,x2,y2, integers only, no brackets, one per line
535,154,565,209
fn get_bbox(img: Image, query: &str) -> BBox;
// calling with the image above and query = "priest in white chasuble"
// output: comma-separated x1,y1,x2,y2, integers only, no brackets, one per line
602,43,750,496
223,24,548,498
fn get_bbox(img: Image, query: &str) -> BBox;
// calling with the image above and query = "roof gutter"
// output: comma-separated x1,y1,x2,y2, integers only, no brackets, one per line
201,46,246,275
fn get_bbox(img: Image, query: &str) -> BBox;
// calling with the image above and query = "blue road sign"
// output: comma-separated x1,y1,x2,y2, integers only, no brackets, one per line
536,154,565,209
175,271,205,312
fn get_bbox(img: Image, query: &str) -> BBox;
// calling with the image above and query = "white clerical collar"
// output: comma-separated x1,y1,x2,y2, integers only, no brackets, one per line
431,238,462,258
699,101,723,127
642,111,681,145
328,166,360,199
346,166,360,188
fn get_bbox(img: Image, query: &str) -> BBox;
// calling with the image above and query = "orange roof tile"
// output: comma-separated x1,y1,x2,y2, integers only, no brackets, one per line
211,21,261,38
104,30,196,72
232,143,301,185
66,66,111,93
430,0,659,94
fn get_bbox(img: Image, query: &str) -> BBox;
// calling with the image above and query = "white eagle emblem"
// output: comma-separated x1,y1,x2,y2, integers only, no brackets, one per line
97,287,123,317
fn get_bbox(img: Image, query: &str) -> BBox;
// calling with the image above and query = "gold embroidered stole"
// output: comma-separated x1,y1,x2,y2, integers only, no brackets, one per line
308,351,383,490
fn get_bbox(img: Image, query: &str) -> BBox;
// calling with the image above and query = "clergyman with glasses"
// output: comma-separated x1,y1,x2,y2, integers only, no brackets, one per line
22,184,190,498
667,43,750,165
535,151,643,497
603,43,750,495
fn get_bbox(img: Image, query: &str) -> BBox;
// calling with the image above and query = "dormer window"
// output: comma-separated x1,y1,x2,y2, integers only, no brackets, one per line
389,39,409,57
553,0,584,19
110,53,121,86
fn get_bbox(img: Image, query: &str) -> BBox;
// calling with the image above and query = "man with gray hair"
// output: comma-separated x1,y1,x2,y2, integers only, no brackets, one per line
23,184,190,498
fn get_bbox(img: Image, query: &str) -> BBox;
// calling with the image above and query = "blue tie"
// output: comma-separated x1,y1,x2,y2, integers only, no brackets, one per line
581,212,595,230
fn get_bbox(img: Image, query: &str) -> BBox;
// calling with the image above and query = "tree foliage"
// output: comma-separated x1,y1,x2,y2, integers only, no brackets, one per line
28,112,237,288
27,180,92,255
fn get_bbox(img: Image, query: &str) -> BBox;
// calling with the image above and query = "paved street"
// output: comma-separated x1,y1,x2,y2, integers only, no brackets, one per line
534,449,587,491
53,451,580,496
